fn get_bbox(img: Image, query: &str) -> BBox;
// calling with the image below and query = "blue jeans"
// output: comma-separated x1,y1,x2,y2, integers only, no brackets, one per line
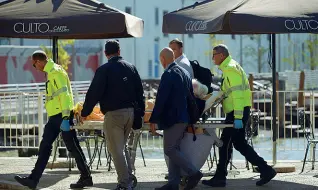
163,123,198,185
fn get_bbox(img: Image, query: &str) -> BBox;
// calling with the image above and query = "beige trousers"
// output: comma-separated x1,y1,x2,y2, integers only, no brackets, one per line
104,108,134,188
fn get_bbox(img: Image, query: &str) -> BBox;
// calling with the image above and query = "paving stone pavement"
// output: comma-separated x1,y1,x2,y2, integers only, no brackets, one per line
1,157,318,190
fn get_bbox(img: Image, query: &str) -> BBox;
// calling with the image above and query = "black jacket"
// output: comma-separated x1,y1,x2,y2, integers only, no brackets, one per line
81,56,145,117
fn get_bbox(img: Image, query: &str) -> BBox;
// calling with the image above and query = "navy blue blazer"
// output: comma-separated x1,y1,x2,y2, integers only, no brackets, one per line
149,62,193,130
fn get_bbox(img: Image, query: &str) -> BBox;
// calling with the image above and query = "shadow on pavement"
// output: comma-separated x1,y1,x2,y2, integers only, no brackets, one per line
94,181,168,189
45,169,103,175
94,178,318,190
202,177,318,189
0,172,67,189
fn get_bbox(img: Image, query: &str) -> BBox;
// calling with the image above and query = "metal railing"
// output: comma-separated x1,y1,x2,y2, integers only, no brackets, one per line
1,88,317,161
137,90,318,161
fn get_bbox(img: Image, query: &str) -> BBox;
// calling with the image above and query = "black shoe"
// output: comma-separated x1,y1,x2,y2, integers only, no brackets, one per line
70,176,93,189
202,178,226,187
155,183,179,190
184,171,203,190
256,168,277,186
14,175,37,190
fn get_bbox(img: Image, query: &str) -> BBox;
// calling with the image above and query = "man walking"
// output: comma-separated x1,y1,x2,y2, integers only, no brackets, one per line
169,38,194,78
150,47,202,190
80,40,145,190
15,50,92,189
202,44,276,187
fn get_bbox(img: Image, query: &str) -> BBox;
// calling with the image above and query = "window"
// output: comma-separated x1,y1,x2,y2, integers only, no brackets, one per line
154,40,159,63
231,34,235,40
125,7,131,14
155,7,159,25
154,39,160,78
155,63,159,78
148,60,153,78
0,38,9,45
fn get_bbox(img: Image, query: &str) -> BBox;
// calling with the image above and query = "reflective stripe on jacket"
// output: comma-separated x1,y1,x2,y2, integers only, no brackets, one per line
44,59,74,118
219,56,251,119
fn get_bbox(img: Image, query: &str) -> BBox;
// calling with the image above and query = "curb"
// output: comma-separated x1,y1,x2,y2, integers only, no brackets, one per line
46,160,75,169
273,163,296,173
0,180,29,190
253,163,296,173
0,180,52,190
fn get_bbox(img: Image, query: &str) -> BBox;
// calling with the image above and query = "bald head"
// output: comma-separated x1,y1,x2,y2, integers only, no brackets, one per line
159,47,175,69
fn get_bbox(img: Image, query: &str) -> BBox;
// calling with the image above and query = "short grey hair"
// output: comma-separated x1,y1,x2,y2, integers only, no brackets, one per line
213,44,229,57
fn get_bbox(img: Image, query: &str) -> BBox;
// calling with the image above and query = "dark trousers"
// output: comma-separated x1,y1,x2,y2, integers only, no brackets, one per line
214,107,270,180
29,114,90,182
163,123,198,185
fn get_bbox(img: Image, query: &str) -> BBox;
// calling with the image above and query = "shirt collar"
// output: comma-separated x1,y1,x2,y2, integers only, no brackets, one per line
165,62,176,71
218,55,232,71
175,54,185,64
108,56,122,61
43,59,55,73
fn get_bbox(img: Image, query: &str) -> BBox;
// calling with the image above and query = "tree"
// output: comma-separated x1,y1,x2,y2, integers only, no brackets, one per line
305,34,318,70
243,35,269,73
282,34,318,71
41,40,74,71
282,36,300,71
283,34,318,71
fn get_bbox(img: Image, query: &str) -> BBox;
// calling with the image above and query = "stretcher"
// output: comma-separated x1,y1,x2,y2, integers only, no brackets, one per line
163,90,229,178
73,85,229,186
74,120,230,189
74,120,231,131
74,116,229,188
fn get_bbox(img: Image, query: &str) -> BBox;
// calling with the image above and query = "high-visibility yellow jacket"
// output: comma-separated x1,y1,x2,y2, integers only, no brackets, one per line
219,56,251,119
44,59,74,118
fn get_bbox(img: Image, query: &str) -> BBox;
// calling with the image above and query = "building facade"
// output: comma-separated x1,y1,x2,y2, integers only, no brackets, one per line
0,0,316,84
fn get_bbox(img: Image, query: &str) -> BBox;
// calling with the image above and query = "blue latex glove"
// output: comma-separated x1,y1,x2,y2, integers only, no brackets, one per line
234,119,243,129
61,120,71,131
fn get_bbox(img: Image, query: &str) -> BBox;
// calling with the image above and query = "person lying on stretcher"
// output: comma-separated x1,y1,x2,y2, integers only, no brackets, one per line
149,79,225,138
73,102,104,123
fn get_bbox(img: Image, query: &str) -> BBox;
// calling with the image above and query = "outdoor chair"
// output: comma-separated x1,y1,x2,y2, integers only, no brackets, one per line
299,110,318,173
245,109,260,170
51,133,73,171
97,129,146,172
51,130,97,171
79,130,105,170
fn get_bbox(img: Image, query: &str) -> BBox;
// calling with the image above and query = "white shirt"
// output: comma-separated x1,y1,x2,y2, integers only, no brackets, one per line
175,54,194,78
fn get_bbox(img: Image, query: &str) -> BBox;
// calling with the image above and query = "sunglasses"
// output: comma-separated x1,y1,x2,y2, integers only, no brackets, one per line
33,60,38,68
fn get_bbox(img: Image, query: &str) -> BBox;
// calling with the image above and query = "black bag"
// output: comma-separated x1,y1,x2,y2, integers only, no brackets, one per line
187,93,206,141
187,91,201,125
190,60,214,93
132,102,143,130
